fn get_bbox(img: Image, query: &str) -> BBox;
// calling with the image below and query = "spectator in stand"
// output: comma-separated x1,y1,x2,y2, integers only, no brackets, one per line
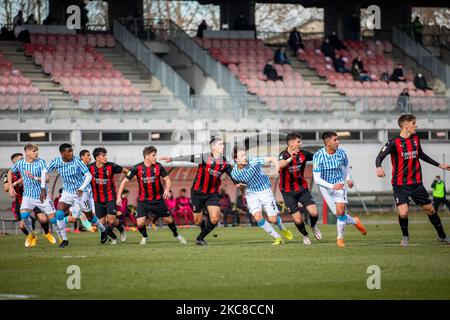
196,20,208,38
14,19,30,43
320,37,335,59
25,14,37,25
233,13,248,30
412,16,424,45
220,188,238,227
396,88,410,113
288,27,304,55
431,176,450,215
346,11,360,41
117,189,137,230
351,62,371,82
13,10,24,28
329,29,347,50
236,194,256,227
414,73,431,91
390,63,406,82
274,46,291,65
352,56,366,73
333,54,351,73
175,188,195,228
263,60,283,81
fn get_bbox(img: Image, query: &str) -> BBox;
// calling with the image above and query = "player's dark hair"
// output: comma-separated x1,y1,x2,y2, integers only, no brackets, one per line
93,147,107,160
143,146,157,157
322,131,337,142
180,188,186,192
59,188,63,194
59,143,72,153
11,153,23,161
233,145,247,160
285,132,303,144
123,189,129,194
24,143,38,151
79,149,90,158
397,114,416,128
209,136,223,145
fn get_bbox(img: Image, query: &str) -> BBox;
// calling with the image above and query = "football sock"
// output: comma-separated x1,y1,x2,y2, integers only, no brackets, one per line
89,216,106,233
21,213,34,234
428,213,446,239
337,214,346,239
167,222,179,237
115,222,124,233
398,216,409,237
310,215,319,228
197,220,217,241
345,214,356,225
274,216,287,231
258,218,281,239
295,222,308,236
41,221,50,234
138,226,148,238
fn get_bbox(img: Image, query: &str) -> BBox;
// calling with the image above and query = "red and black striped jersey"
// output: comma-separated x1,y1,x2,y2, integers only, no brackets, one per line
88,162,123,202
173,153,234,194
278,149,313,193
126,162,168,201
4,171,23,204
376,134,440,186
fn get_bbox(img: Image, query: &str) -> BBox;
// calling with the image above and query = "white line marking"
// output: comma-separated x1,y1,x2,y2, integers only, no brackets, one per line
0,293,35,300
62,255,87,258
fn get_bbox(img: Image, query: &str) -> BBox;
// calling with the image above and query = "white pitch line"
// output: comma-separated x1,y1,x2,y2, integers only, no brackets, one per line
0,293,35,300
62,255,87,258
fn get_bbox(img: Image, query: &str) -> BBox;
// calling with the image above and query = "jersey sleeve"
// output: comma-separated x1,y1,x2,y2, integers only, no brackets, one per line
375,140,394,167
159,164,168,177
46,158,56,172
279,151,289,161
304,150,314,162
125,166,138,180
341,150,349,166
112,163,124,174
76,157,89,174
312,152,322,173
224,163,237,184
249,157,265,166
11,161,20,173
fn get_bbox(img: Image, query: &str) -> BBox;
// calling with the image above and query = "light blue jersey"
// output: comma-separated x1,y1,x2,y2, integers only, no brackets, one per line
11,158,48,200
312,148,349,184
47,156,89,194
231,157,272,192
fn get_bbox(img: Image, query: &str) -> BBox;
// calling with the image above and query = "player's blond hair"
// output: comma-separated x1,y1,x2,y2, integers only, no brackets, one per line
24,143,39,152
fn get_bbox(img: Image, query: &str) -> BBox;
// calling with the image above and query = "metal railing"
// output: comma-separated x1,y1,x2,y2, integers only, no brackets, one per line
117,18,247,97
166,20,248,97
113,19,190,108
0,93,51,123
393,25,450,88
1,95,448,123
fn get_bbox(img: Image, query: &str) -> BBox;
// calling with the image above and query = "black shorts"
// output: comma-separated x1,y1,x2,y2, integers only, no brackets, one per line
95,201,117,218
281,190,315,214
137,200,171,219
393,183,431,206
15,201,42,221
190,190,220,213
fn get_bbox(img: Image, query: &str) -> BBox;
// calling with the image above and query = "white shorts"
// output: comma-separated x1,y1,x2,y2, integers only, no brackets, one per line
20,196,56,215
319,186,348,215
245,188,279,217
59,191,92,214
71,191,95,218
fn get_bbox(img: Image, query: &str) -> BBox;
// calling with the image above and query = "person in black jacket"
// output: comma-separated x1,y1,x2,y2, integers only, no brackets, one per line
333,55,351,73
413,73,431,91
321,37,335,59
329,29,347,50
196,20,207,38
288,27,304,55
390,63,406,82
263,60,283,81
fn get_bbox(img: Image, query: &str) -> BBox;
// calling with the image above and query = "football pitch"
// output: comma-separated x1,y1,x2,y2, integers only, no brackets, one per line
1,213,450,300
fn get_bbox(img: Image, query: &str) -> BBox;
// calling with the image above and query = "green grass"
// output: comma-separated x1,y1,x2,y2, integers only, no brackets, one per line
1,214,450,300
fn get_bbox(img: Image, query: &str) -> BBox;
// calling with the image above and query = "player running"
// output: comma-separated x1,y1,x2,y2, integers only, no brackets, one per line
161,136,238,246
313,131,367,248
88,147,128,245
375,114,450,246
46,143,107,247
231,145,293,245
7,145,58,247
278,132,322,244
116,146,186,245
